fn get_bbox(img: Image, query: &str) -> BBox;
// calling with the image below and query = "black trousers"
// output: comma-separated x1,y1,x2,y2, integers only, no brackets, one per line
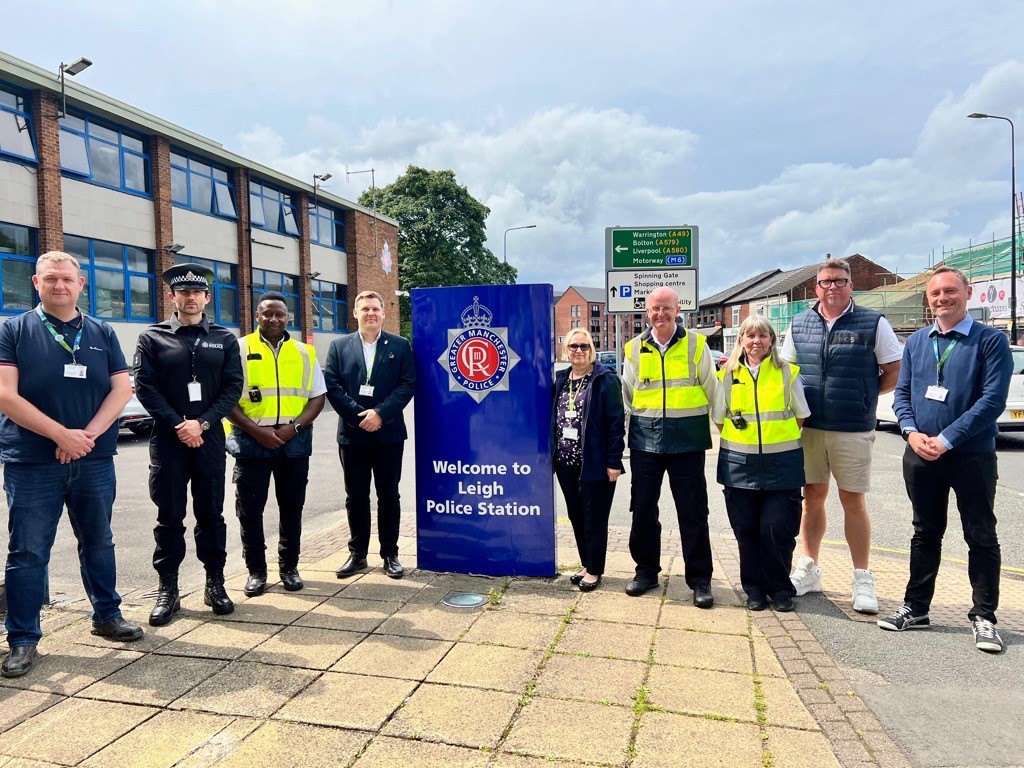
149,429,227,577
339,440,404,558
555,463,615,576
629,450,713,585
723,487,802,600
902,446,1001,623
233,456,310,572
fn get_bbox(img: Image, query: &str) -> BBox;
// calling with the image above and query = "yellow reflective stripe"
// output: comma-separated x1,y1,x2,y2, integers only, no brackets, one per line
257,387,310,398
720,438,802,454
664,405,710,417
295,342,312,390
757,410,796,422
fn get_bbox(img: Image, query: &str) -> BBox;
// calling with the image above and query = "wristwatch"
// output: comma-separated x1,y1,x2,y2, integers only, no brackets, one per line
901,427,913,441
291,420,302,433
200,420,211,432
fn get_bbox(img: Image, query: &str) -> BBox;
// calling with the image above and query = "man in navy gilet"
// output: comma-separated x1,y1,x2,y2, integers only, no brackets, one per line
781,257,902,614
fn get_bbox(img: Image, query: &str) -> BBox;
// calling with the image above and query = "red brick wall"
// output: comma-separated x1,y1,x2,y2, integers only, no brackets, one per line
150,136,175,320
296,191,313,342
343,210,399,334
233,168,254,334
31,91,62,254
553,288,583,348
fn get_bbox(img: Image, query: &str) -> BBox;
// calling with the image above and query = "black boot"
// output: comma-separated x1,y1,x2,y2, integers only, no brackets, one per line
204,574,235,616
149,574,180,626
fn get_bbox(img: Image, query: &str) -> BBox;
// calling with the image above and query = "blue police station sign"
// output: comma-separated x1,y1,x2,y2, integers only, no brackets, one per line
412,284,555,576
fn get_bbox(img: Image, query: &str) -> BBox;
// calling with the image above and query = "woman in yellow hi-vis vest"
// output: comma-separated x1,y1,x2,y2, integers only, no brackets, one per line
712,316,810,613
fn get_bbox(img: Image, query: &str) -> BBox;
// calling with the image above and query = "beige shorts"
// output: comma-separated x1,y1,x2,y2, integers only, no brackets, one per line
801,427,875,493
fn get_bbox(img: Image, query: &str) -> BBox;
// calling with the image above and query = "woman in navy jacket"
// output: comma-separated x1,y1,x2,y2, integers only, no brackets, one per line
552,329,625,591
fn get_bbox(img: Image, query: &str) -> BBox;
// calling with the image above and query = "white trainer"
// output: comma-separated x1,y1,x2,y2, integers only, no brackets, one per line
852,569,879,614
790,556,822,596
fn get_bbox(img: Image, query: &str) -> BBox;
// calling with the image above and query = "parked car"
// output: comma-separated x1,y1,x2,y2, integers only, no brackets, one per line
119,373,154,436
876,345,1024,432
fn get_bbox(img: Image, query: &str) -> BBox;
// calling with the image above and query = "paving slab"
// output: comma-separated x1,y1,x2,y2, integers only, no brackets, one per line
765,726,843,768
218,591,327,624
407,573,502,604
0,644,144,696
759,676,820,730
556,618,655,661
70,613,206,653
503,697,633,764
751,637,787,678
2,698,155,765
533,653,646,706
381,681,519,748
351,736,492,768
460,610,564,650
426,643,542,693
375,601,482,640
489,754,591,768
178,588,249,615
653,627,753,674
338,572,427,602
171,661,318,717
81,710,231,768
572,588,662,625
292,596,399,632
154,620,281,660
240,625,365,669
265,576,346,598
601,550,642,575
632,710,764,768
646,664,757,722
210,720,370,768
658,602,750,636
166,717,263,768
496,585,579,616
274,670,415,730
0,688,64,735
331,634,453,679
78,653,226,706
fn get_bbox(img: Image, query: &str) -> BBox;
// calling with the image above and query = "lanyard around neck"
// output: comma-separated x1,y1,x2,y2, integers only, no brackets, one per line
36,304,83,362
932,333,960,384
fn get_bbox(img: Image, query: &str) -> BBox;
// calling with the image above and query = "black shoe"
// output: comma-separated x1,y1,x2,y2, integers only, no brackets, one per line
204,575,235,616
746,594,768,611
149,574,180,627
383,556,405,579
692,580,714,609
568,571,586,586
336,554,368,579
1,645,38,678
625,576,659,597
972,618,1005,653
772,595,795,613
91,616,144,642
244,571,268,597
579,575,602,593
877,605,930,632
280,569,304,591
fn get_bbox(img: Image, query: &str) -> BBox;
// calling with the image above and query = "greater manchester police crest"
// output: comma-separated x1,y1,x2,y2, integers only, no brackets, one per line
437,296,520,403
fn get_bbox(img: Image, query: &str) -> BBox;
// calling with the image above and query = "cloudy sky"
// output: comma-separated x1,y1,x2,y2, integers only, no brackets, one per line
6,2,1024,295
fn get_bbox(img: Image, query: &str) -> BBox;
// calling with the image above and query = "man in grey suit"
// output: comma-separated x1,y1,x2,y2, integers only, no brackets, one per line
325,290,415,579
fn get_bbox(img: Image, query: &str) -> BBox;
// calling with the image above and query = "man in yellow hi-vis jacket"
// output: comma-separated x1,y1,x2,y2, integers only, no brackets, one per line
622,286,718,605
226,292,325,597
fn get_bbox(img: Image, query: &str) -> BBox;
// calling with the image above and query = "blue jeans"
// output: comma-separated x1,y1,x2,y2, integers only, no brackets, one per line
4,458,123,646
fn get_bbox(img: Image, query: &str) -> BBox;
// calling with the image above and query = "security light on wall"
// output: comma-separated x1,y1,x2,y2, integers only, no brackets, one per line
165,244,185,254
307,271,322,280
58,57,92,118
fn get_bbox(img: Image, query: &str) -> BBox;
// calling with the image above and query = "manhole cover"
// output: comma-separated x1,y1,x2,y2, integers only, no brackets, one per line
442,591,488,609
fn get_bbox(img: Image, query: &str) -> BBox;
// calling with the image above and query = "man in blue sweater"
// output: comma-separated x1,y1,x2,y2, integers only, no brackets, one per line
879,266,1012,653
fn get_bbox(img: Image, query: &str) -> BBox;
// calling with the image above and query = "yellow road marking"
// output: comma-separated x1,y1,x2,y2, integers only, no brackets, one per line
820,537,1024,575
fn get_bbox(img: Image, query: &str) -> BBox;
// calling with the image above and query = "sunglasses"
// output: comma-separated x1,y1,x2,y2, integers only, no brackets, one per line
817,278,850,288
568,343,591,351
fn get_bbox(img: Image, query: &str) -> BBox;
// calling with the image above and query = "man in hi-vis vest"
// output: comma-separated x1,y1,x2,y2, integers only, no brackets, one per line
226,292,326,597
622,286,718,606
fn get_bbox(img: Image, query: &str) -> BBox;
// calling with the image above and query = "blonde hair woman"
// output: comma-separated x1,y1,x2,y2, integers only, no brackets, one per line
712,316,810,612
552,328,625,592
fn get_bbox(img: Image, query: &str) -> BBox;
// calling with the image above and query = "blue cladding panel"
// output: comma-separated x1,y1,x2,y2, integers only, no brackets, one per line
413,284,555,577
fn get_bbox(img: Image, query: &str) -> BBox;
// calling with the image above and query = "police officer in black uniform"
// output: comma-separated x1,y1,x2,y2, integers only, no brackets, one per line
134,264,243,625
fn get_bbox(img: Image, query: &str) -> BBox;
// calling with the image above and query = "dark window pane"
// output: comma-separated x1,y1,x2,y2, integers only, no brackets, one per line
282,274,297,293
266,271,282,291
0,223,32,256
60,130,90,174
64,235,90,261
190,174,213,213
59,114,86,132
88,140,120,186
126,247,152,272
121,134,143,153
253,269,265,285
129,274,153,318
333,219,346,249
124,153,148,192
0,111,36,160
284,295,297,326
93,240,122,269
89,122,118,144
171,167,188,204
218,286,237,324
2,259,35,311
77,274,90,315
262,197,279,231
282,205,299,235
215,262,235,282
170,151,187,168
94,269,125,318
214,182,235,217
249,194,266,226
322,300,335,331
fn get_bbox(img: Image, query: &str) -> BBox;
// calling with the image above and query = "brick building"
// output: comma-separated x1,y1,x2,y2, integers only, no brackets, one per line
0,50,399,362
554,285,644,355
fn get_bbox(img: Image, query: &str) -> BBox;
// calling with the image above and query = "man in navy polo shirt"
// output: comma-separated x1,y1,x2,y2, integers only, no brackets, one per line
0,251,143,679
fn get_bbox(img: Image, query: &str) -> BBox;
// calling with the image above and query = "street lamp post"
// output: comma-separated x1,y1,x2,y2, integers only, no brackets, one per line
503,224,537,263
969,112,1017,341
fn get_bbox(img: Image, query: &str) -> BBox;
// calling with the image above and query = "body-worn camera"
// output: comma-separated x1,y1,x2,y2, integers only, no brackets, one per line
248,387,262,403
728,412,748,430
